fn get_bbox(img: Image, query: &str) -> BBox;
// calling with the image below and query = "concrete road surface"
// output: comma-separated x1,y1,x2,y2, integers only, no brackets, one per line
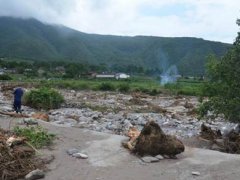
1,116,240,180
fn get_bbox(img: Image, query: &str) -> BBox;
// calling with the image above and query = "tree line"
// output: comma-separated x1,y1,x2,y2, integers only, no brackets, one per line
0,59,162,78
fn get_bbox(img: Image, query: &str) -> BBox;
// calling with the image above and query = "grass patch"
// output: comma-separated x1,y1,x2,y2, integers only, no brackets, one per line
97,82,116,91
13,126,55,149
0,74,12,80
164,80,204,96
82,103,109,113
118,83,130,93
6,77,203,96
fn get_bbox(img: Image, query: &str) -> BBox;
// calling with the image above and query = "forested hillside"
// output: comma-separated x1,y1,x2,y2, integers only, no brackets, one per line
0,17,231,75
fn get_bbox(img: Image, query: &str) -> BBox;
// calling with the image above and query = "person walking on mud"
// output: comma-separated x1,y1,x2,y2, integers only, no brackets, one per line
13,87,24,113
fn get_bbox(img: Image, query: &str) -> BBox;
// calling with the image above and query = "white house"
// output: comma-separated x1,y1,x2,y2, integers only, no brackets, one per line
0,68,4,75
115,73,130,80
95,74,115,78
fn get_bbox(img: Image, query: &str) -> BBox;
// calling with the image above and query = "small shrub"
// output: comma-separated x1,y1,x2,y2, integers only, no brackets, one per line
98,82,115,91
135,87,150,94
24,88,64,110
77,82,90,90
197,101,213,119
13,126,55,148
0,74,12,80
148,89,161,96
118,83,130,93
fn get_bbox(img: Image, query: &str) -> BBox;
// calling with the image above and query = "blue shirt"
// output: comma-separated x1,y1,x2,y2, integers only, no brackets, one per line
14,88,24,101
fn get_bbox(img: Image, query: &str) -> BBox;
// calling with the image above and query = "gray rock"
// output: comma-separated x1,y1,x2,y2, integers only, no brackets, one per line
211,144,223,151
95,127,103,132
106,123,118,130
155,155,164,160
215,139,224,146
23,118,38,125
91,112,102,120
0,106,12,112
234,124,240,133
49,111,62,116
39,154,55,164
192,171,200,176
123,120,133,129
65,118,78,126
54,120,64,125
79,117,92,123
139,161,147,166
83,111,94,117
141,156,160,163
25,169,44,180
66,148,80,155
72,153,88,159
137,116,146,125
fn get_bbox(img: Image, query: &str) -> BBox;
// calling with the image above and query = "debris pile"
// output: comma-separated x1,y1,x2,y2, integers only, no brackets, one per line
200,123,222,141
0,128,41,180
31,113,49,122
123,121,185,157
200,123,240,154
122,126,140,150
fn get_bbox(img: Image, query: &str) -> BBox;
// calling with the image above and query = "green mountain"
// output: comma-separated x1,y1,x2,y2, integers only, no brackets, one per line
0,16,231,75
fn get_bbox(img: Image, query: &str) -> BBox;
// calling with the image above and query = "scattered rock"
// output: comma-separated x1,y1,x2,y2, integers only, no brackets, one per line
141,156,160,163
66,148,80,155
184,101,194,109
155,154,164,160
23,118,39,125
214,138,224,146
66,148,88,159
72,153,88,159
211,144,224,151
192,171,200,176
25,169,45,180
39,154,55,164
31,113,49,122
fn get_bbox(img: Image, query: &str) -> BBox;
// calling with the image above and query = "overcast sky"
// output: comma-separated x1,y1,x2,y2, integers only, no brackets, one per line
0,0,239,43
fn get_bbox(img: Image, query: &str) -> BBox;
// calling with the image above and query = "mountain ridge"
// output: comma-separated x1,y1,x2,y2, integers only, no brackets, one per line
0,16,232,75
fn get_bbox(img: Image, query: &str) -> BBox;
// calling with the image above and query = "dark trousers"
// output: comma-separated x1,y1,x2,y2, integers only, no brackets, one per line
13,100,22,113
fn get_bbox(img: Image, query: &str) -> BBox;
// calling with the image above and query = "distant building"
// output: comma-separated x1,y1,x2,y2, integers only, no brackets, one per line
0,68,4,75
37,68,45,76
94,73,130,79
24,68,33,72
55,66,65,74
95,74,115,78
3,68,16,74
115,73,130,80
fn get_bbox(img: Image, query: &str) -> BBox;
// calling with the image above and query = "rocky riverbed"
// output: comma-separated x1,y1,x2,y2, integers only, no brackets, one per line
0,87,238,141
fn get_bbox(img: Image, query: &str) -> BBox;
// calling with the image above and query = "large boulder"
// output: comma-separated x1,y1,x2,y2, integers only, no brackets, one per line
132,121,185,157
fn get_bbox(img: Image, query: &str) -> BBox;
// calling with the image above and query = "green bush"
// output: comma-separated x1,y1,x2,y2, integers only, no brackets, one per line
0,74,12,80
98,82,115,91
198,20,240,122
118,83,130,92
14,126,55,148
136,87,151,94
24,88,64,110
148,89,161,96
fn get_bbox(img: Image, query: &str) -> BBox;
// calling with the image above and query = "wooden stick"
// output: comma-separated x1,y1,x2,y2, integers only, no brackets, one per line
25,141,42,155
0,110,29,118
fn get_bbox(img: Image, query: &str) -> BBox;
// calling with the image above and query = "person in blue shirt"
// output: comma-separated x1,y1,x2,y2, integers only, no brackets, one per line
13,87,24,113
